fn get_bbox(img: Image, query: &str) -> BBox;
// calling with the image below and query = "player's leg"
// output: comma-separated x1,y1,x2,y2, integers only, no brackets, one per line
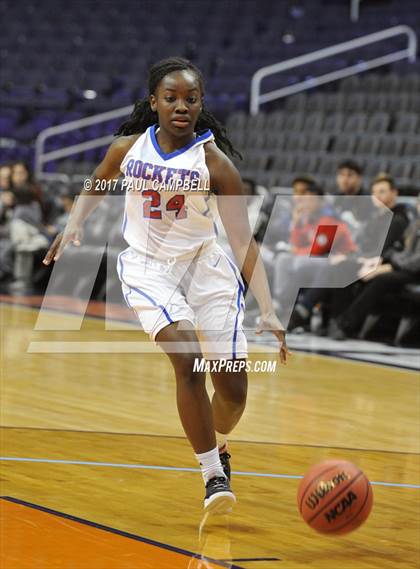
187,246,248,480
210,366,248,480
210,366,247,440
156,322,216,454
156,322,236,511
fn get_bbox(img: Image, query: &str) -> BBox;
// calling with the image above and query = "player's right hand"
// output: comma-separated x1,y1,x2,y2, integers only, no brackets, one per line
255,311,292,365
42,225,83,265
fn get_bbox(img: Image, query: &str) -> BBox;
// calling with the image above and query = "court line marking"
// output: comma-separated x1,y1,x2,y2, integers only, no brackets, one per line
0,496,244,569
228,559,280,563
289,348,420,372
2,425,418,456
1,457,419,489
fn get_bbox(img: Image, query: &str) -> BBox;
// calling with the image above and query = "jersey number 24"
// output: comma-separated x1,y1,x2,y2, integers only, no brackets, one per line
142,190,187,219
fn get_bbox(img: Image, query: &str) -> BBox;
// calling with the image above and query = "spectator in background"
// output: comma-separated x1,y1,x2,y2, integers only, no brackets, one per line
11,161,31,186
256,176,328,303
360,173,409,257
7,162,56,293
11,161,41,195
335,159,365,197
288,172,411,335
11,161,56,225
289,193,354,257
293,175,319,197
0,163,14,223
259,175,328,254
55,192,76,233
333,193,420,339
0,163,12,192
0,163,14,284
244,175,327,323
330,173,409,274
272,183,357,320
333,160,373,239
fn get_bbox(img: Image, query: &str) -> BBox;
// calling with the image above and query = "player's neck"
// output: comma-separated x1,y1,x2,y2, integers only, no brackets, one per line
156,126,196,154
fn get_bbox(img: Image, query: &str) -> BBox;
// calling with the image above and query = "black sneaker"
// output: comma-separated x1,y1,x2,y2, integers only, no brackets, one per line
204,476,236,513
219,451,231,480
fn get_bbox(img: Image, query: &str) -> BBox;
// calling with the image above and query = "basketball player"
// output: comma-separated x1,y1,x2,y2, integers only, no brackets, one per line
44,58,290,513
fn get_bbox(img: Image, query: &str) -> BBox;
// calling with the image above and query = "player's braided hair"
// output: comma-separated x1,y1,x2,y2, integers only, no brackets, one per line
115,57,242,159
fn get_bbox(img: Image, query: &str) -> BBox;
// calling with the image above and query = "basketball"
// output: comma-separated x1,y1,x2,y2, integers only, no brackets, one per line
297,460,373,535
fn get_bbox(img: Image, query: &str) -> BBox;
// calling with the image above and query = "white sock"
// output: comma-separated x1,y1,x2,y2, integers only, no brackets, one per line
195,445,226,484
216,432,228,453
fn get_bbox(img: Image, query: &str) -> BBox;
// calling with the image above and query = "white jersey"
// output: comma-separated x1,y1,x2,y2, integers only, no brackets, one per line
120,124,219,261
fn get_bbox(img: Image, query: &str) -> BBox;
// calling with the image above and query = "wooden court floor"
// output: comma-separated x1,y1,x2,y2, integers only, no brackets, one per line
1,302,419,568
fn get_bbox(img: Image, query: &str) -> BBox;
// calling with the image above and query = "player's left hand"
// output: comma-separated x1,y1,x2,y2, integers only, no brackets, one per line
256,312,291,364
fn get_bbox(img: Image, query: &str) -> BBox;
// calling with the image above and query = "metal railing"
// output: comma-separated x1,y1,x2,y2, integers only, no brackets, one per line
35,105,133,180
350,0,362,22
250,25,417,115
35,25,417,177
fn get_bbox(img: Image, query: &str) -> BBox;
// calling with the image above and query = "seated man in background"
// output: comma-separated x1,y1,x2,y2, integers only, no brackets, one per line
259,175,335,257
333,193,420,339
333,159,373,241
288,173,411,335
359,173,409,258
272,181,357,324
244,175,340,324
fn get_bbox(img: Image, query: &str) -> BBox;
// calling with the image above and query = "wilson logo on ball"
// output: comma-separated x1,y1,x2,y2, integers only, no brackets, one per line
305,471,350,510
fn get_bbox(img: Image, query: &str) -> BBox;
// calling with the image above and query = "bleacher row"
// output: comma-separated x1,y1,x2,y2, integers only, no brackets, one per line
232,109,420,135
324,72,420,93
279,92,420,114
226,71,420,192
235,151,419,192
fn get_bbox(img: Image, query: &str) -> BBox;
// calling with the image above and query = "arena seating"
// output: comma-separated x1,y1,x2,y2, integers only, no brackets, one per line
1,0,420,179
228,73,420,192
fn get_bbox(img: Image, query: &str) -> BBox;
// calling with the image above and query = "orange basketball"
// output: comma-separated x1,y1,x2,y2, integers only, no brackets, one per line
297,460,373,535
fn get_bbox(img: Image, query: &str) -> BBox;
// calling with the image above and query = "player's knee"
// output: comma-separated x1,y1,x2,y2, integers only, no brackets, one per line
221,380,247,408
172,353,204,385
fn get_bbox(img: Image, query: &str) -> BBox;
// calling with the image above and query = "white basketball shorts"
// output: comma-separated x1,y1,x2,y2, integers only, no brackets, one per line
117,244,248,360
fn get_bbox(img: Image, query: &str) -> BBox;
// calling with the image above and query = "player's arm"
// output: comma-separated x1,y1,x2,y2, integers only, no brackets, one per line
205,142,290,363
43,134,139,265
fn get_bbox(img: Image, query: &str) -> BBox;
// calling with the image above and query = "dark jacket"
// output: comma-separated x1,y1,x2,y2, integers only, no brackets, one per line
359,203,410,257
387,217,420,274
